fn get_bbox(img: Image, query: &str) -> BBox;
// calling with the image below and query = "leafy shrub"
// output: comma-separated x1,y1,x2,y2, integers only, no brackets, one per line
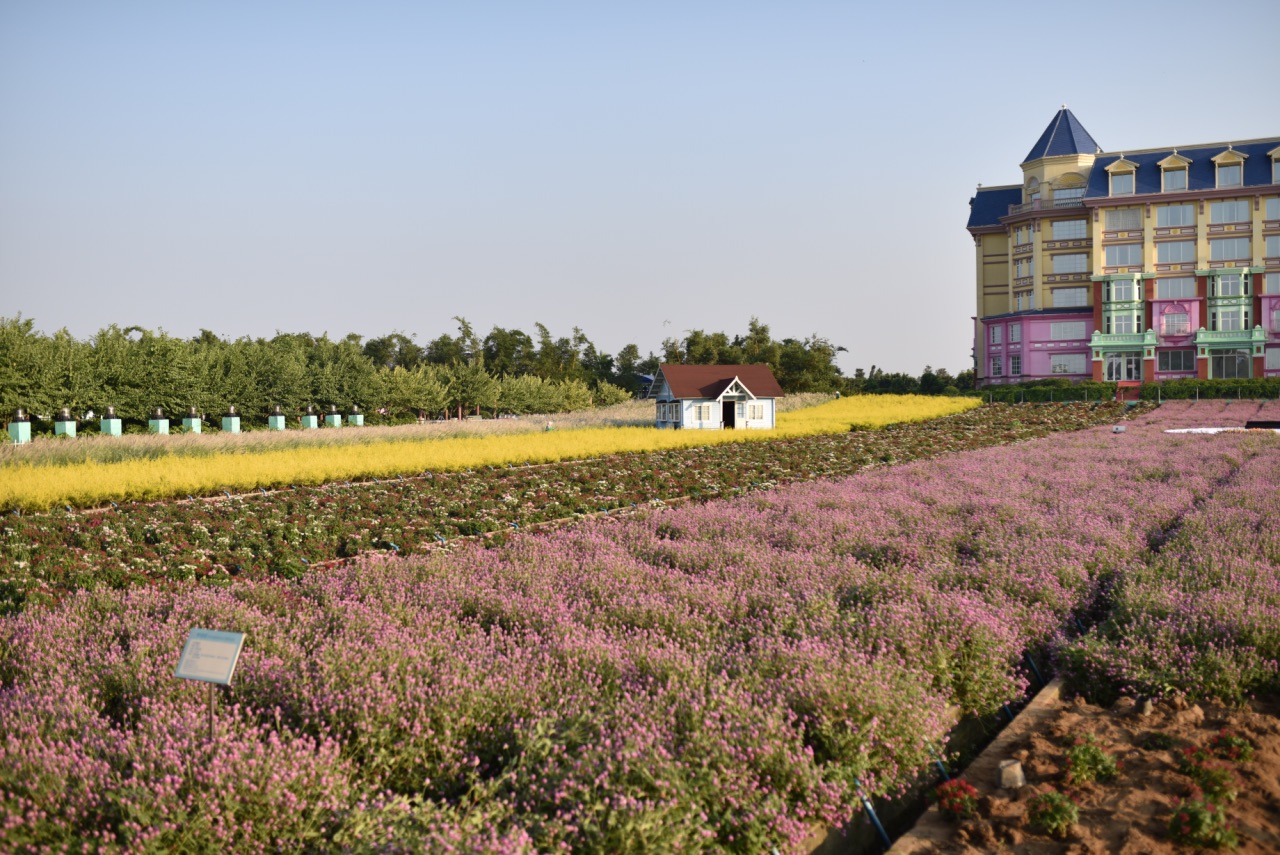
1027,790,1078,838
1208,729,1255,764
1168,798,1239,849
1065,734,1119,785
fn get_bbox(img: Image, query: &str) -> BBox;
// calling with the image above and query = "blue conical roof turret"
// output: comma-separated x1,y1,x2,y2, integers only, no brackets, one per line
1022,107,1100,163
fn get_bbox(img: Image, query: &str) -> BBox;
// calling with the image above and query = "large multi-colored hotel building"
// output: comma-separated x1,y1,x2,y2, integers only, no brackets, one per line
967,109,1280,385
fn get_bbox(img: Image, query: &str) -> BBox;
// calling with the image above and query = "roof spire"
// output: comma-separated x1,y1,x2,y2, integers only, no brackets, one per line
1022,107,1101,164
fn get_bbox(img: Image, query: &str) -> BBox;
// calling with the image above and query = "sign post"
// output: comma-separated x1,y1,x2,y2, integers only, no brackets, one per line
175,628,246,741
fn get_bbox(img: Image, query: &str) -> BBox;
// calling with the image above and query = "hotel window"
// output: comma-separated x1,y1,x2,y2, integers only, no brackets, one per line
1156,241,1196,264
1050,321,1087,340
1213,274,1246,297
1217,163,1243,188
1210,306,1250,332
1105,244,1143,267
1156,204,1195,227
1272,308,1280,332
1267,273,1280,295
1054,253,1088,274
1052,288,1089,308
1157,276,1196,299
1268,348,1280,370
1210,348,1250,378
1051,219,1087,240
1209,237,1250,261
1162,312,1191,336
990,356,1003,377
1105,280,1136,302
1158,349,1196,372
1105,208,1141,230
1268,198,1280,219
1105,313,1136,334
1026,178,1040,204
1015,290,1034,311
1055,186,1085,203
1009,323,1021,343
1274,160,1280,184
1210,200,1249,224
1162,168,1187,192
1110,171,1135,196
1266,235,1280,257
1050,353,1087,374
991,326,1003,345
1010,355,1022,376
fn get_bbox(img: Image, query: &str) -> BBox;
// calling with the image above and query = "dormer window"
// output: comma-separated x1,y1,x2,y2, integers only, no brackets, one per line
1269,145,1280,183
1158,152,1191,192
1212,148,1247,188
1106,157,1138,196
1026,177,1040,205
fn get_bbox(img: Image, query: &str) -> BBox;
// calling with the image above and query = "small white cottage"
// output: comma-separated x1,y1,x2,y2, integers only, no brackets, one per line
652,364,783,430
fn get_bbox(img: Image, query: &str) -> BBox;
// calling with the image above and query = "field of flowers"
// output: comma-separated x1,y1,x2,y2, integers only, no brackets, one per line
1058,400,1280,705
0,395,977,511
1,402,1133,611
3,401,1277,853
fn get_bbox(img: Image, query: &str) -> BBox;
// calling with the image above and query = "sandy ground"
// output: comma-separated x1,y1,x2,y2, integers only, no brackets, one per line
890,688,1280,854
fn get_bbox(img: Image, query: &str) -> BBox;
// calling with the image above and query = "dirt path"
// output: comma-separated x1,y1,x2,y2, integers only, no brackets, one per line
891,684,1280,853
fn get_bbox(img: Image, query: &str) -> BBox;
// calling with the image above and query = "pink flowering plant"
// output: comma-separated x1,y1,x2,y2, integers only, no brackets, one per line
930,778,979,820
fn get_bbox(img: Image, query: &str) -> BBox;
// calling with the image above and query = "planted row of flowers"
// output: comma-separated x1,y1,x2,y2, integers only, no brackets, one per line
2,403,1270,853
1059,399,1280,704
1,402,1138,611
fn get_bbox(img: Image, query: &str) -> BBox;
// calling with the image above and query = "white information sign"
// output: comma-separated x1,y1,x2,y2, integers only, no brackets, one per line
175,628,246,686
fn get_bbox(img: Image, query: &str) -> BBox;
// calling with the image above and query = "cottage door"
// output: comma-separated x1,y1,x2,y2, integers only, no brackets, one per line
721,401,736,428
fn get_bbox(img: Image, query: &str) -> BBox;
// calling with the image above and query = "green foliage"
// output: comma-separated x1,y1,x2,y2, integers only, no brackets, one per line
1027,790,1078,838
1167,798,1238,849
1065,734,1119,785
1208,730,1255,764
1141,378,1280,401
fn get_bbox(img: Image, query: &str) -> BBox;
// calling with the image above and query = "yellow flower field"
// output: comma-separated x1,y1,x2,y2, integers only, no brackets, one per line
0,395,978,510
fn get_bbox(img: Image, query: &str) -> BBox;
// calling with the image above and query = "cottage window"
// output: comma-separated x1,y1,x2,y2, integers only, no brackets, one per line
748,404,764,420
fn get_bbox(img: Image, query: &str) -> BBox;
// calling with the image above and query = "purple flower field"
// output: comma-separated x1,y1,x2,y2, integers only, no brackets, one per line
1,401,1277,853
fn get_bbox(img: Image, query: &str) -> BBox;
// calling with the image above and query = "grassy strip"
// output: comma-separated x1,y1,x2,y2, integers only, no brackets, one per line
0,395,975,511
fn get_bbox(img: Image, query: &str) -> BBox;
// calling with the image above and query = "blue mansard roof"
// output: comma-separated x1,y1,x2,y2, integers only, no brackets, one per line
967,186,1021,229
1022,108,1101,164
1085,139,1280,198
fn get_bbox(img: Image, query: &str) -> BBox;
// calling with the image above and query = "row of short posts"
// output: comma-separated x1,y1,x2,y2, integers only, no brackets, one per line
8,405,364,443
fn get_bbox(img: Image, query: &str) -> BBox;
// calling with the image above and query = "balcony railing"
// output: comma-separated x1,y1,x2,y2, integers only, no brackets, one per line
1194,327,1267,345
1008,197,1086,216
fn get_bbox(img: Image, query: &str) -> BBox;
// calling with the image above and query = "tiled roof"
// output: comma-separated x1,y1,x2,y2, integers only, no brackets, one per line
1085,139,1280,198
967,186,1021,229
658,364,784,399
1023,108,1101,163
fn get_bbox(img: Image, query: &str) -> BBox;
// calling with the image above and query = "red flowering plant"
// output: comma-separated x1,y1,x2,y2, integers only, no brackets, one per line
930,778,979,820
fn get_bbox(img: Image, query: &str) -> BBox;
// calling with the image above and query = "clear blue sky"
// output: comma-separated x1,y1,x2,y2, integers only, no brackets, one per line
2,0,1277,375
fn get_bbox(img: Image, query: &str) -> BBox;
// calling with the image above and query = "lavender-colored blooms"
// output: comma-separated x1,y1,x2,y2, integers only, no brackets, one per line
2,401,1277,852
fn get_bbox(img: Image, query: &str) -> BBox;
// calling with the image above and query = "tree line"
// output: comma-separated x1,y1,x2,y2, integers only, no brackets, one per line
0,315,870,423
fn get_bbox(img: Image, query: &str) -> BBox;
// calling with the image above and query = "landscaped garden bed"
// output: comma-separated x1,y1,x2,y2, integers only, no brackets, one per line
4,400,1277,852
0,402,1135,612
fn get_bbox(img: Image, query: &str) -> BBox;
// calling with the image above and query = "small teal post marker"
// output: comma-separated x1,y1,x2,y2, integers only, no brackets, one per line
100,405,122,436
149,407,169,435
182,406,202,434
7,408,31,444
54,407,77,438
324,404,342,428
221,405,241,434
267,404,286,431
301,405,318,430
348,404,364,426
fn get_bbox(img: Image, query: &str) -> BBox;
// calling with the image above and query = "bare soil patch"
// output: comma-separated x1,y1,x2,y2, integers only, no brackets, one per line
899,692,1280,853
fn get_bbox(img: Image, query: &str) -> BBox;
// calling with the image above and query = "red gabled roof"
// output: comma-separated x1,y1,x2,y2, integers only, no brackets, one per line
658,364,784,399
